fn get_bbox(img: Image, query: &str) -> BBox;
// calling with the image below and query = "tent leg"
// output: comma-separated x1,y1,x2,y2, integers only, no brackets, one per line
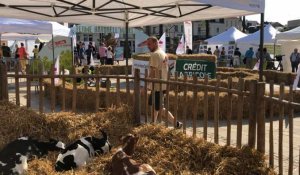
52,34,55,63
71,37,74,66
259,13,264,82
125,21,129,76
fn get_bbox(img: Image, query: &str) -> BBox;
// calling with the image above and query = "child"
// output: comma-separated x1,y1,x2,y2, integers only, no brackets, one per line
107,46,114,65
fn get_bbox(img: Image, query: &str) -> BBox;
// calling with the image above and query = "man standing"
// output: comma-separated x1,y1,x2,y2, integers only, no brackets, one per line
290,48,300,73
18,43,28,74
244,47,254,69
213,46,220,59
99,43,107,65
147,36,182,128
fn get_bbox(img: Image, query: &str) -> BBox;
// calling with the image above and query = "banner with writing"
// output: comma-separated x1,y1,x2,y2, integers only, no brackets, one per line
175,59,216,79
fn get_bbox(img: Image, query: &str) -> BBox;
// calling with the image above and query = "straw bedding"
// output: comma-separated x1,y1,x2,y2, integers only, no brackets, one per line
0,101,276,175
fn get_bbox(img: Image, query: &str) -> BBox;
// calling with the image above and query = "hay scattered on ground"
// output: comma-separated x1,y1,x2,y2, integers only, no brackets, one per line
0,101,276,175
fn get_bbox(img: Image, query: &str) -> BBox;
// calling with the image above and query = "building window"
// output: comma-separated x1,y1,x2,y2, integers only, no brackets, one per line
89,34,93,42
175,25,178,32
216,28,220,33
181,25,184,32
83,34,88,41
220,19,224,23
153,27,156,34
198,27,201,32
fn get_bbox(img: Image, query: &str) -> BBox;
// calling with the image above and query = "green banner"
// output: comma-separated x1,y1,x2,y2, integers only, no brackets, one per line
176,59,216,79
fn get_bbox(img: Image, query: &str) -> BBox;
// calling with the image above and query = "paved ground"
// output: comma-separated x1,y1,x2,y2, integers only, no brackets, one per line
5,65,300,175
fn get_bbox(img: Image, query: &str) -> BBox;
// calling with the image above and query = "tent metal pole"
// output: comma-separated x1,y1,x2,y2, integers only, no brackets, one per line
52,34,55,63
71,37,74,66
259,13,264,82
125,11,129,76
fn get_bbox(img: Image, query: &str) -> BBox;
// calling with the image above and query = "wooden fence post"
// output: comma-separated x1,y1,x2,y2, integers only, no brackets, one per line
2,64,8,101
38,62,44,114
164,72,170,128
0,64,3,100
61,66,66,111
182,74,188,134
214,76,220,144
248,80,257,148
15,63,20,106
192,75,199,138
95,67,100,112
26,65,31,108
144,70,148,123
288,85,294,175
50,64,55,112
226,76,233,146
278,83,284,175
269,81,274,168
203,75,209,140
256,82,265,154
236,77,244,148
134,69,141,125
158,70,163,124
173,72,179,128
72,66,77,113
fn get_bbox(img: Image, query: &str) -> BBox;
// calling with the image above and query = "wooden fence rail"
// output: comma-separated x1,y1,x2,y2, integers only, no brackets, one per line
1,64,300,174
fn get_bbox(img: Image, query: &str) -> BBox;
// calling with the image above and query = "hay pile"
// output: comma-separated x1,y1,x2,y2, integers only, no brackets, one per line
177,54,216,62
0,101,276,175
132,53,178,61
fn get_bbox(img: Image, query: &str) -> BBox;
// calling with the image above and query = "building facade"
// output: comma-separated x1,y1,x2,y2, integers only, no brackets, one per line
75,25,136,51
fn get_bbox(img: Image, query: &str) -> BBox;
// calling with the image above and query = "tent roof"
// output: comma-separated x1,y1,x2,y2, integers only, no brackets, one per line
0,17,52,34
276,26,300,41
0,0,265,27
236,24,279,45
0,17,71,37
205,27,247,44
1,33,52,41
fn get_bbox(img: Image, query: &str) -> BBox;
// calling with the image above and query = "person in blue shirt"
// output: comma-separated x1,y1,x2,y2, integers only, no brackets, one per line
244,47,254,69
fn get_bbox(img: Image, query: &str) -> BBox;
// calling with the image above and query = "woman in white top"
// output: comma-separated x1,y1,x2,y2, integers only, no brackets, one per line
106,46,114,65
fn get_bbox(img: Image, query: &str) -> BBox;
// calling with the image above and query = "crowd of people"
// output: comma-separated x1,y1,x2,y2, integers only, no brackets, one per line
75,41,117,66
204,45,276,69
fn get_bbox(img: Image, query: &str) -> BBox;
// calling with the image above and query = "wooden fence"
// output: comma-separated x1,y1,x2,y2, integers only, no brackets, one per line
1,63,300,174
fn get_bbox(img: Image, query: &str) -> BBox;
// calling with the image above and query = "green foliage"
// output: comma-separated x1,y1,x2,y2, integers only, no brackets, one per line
59,50,72,71
29,50,72,74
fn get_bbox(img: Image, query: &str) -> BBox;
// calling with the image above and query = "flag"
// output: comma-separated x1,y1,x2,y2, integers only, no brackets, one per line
54,55,60,85
159,32,166,52
176,35,185,55
90,52,95,66
184,21,193,52
134,29,149,54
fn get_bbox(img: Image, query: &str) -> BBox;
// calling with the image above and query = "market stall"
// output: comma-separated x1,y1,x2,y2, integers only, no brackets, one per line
276,26,300,72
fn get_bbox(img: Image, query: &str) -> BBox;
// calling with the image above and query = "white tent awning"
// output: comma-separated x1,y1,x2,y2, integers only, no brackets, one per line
0,18,71,37
0,0,265,27
236,24,279,45
0,17,52,34
276,26,300,41
205,27,247,44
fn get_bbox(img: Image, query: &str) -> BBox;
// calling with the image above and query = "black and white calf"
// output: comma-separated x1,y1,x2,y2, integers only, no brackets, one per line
55,130,112,172
0,137,65,175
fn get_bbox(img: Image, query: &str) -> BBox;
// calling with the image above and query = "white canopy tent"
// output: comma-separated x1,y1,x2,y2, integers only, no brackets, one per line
205,27,247,45
236,24,280,54
0,18,71,60
0,0,265,77
0,0,265,27
276,26,300,72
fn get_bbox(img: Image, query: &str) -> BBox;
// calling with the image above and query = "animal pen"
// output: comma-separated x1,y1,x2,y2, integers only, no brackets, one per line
0,63,300,175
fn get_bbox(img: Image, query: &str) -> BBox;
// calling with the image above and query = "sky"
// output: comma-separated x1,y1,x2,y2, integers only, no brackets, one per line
246,0,300,25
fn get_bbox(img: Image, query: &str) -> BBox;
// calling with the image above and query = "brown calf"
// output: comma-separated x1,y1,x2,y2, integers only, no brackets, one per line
112,134,156,175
